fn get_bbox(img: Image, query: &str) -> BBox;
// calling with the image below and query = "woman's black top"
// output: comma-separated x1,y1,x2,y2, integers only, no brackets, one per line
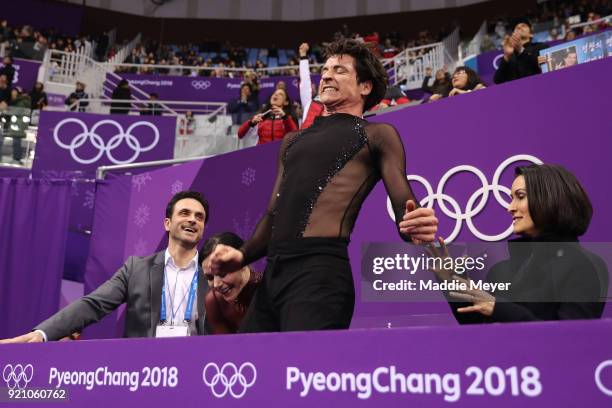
452,235,609,323
240,113,417,264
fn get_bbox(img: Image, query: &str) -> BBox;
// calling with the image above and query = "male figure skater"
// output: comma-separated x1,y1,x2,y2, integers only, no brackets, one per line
207,39,438,332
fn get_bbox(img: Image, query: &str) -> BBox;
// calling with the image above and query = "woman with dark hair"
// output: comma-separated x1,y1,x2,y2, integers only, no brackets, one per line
199,232,262,334
110,79,132,114
237,88,298,145
431,164,608,323
448,66,486,97
422,67,452,102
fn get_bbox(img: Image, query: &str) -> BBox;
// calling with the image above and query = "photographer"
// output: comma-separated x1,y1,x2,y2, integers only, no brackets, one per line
237,88,297,145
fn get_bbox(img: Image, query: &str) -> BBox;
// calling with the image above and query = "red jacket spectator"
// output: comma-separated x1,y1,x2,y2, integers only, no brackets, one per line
238,115,297,145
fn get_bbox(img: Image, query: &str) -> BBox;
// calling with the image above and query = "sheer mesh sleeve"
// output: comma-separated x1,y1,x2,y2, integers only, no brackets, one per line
239,132,299,264
366,123,419,242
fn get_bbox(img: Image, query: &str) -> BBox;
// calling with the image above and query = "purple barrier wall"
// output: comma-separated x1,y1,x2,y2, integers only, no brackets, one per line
0,178,71,338
112,73,321,105
1,319,612,406
78,57,612,339
32,111,177,177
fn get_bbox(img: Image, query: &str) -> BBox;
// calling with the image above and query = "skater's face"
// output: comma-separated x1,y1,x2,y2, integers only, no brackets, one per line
319,54,372,112
202,256,249,303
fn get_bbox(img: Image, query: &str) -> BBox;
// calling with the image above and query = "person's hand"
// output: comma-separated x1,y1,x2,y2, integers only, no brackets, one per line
502,37,514,60
250,113,264,125
425,237,457,281
399,200,438,244
510,31,524,53
448,88,467,97
0,331,44,344
206,244,245,276
429,94,443,102
425,67,432,76
537,55,547,65
448,275,496,316
299,43,309,57
271,106,285,118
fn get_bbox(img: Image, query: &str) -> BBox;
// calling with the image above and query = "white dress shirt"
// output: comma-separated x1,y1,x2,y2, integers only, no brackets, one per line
163,249,199,335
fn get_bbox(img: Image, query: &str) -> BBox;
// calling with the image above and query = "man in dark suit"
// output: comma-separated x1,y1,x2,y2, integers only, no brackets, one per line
0,191,210,343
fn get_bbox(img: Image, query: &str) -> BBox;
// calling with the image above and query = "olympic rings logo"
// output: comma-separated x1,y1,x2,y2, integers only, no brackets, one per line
53,118,160,165
2,364,34,390
191,80,212,90
202,362,256,399
493,53,504,70
595,360,612,397
387,154,543,242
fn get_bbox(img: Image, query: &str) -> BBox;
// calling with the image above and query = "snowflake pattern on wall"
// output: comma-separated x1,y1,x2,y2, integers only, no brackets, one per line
83,189,95,209
133,238,148,256
241,167,256,186
171,180,184,195
132,173,152,192
134,204,151,228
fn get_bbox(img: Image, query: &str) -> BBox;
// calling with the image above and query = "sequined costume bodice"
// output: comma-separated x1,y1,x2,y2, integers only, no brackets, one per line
240,113,418,264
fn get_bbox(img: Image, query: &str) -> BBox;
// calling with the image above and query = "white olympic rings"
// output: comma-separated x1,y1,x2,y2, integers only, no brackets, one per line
202,362,257,399
387,154,543,242
2,363,34,390
53,118,160,165
191,80,212,90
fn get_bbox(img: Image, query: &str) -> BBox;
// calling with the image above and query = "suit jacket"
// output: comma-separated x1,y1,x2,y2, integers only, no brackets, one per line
36,251,208,340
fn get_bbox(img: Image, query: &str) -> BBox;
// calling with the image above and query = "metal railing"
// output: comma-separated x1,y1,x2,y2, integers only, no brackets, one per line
107,61,324,78
67,98,226,116
569,14,612,31
96,155,211,180
108,33,142,65
459,21,487,62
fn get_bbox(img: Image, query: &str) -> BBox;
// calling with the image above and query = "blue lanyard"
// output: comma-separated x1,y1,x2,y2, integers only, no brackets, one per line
160,265,199,324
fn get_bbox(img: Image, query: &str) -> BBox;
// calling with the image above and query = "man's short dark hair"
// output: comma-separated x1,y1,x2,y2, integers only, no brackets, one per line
165,190,209,224
324,39,388,111
515,164,592,237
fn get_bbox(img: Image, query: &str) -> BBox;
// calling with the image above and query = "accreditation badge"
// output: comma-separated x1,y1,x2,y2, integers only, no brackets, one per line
155,324,189,338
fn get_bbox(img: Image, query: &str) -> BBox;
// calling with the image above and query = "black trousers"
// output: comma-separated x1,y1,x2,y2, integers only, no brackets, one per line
239,237,355,333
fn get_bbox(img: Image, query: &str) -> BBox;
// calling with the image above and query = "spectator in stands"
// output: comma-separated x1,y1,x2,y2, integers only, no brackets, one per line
494,21,548,84
448,66,486,97
65,81,89,112
371,85,410,110
298,42,324,129
95,31,109,61
237,88,297,145
5,87,30,164
29,82,47,111
0,191,211,342
429,164,607,323
243,71,260,108
140,93,163,116
110,79,132,115
178,110,196,136
275,80,286,91
201,232,262,334
228,83,258,125
422,66,452,101
0,56,15,88
0,75,10,107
